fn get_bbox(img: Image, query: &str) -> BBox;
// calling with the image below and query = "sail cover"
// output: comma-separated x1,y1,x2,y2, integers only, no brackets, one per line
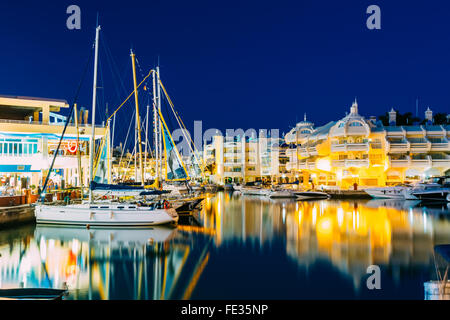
94,137,108,183
159,110,189,181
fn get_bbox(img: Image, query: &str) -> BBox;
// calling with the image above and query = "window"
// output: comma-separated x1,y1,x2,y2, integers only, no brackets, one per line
349,121,363,127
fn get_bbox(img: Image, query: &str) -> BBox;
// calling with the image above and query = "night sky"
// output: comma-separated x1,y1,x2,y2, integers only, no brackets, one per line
1,0,449,147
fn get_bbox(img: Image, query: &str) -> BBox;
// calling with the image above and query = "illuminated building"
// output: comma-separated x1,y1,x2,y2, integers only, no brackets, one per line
285,100,450,189
203,131,284,184
0,95,108,191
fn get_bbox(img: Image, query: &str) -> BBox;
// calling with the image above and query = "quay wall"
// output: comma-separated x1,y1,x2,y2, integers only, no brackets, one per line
0,204,35,229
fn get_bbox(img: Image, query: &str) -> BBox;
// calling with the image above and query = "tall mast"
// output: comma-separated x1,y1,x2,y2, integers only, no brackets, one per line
152,70,159,181
89,25,101,203
112,112,116,182
131,50,145,186
156,66,163,181
74,103,83,190
145,103,149,181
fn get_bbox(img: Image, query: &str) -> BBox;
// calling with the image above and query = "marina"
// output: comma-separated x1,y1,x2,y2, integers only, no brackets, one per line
0,0,450,306
0,192,449,299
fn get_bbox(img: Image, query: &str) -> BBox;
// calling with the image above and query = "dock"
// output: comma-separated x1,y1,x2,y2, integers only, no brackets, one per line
0,204,35,229
325,189,372,199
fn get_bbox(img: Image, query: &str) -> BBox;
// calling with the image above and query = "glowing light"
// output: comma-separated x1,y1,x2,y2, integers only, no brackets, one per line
312,207,317,226
318,217,332,233
337,208,344,226
316,158,331,172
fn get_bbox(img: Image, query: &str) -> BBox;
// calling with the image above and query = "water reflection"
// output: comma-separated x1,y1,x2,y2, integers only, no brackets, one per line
196,193,450,297
0,193,450,299
0,225,213,300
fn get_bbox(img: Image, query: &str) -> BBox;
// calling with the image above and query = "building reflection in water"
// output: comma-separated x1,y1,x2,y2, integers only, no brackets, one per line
198,192,450,292
0,225,213,300
0,193,449,299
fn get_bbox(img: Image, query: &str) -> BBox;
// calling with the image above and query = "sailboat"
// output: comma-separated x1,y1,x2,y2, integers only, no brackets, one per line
35,25,178,227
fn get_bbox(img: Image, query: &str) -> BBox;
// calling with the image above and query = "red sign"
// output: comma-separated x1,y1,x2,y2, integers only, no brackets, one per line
67,140,78,153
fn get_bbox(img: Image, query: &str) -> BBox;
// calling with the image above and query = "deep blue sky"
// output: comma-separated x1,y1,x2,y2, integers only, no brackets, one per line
1,0,449,146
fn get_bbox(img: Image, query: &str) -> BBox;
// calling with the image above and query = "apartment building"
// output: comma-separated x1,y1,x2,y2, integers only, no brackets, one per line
285,100,450,189
203,131,283,184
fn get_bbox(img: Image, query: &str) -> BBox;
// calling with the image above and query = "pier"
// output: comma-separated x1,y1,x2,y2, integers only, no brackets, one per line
325,189,372,199
0,204,35,229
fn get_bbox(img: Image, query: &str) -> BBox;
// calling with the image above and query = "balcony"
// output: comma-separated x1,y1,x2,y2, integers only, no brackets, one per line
345,159,370,167
299,147,308,157
331,160,345,167
307,146,318,155
286,148,296,157
430,142,449,151
298,161,315,170
408,138,431,152
331,159,369,168
386,138,409,153
410,157,431,167
223,152,242,158
429,138,450,151
330,143,369,152
224,171,242,177
389,156,409,168
430,154,450,167
286,162,295,171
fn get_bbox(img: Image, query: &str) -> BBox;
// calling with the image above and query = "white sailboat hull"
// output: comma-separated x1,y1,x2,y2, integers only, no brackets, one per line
35,204,178,226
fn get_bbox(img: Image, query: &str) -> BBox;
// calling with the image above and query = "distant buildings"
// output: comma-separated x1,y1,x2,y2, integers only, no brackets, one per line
202,132,287,184
201,100,449,187
2,94,448,190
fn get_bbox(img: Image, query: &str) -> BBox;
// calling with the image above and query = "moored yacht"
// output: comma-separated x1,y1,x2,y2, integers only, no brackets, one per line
241,186,271,196
364,185,410,199
293,191,330,200
35,202,178,226
269,189,298,199
411,177,450,202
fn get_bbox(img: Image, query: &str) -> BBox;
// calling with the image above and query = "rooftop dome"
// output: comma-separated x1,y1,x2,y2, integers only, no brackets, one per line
329,99,370,137
285,113,315,143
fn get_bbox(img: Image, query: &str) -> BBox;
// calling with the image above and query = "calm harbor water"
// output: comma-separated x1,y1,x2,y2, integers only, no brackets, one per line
1,192,449,300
